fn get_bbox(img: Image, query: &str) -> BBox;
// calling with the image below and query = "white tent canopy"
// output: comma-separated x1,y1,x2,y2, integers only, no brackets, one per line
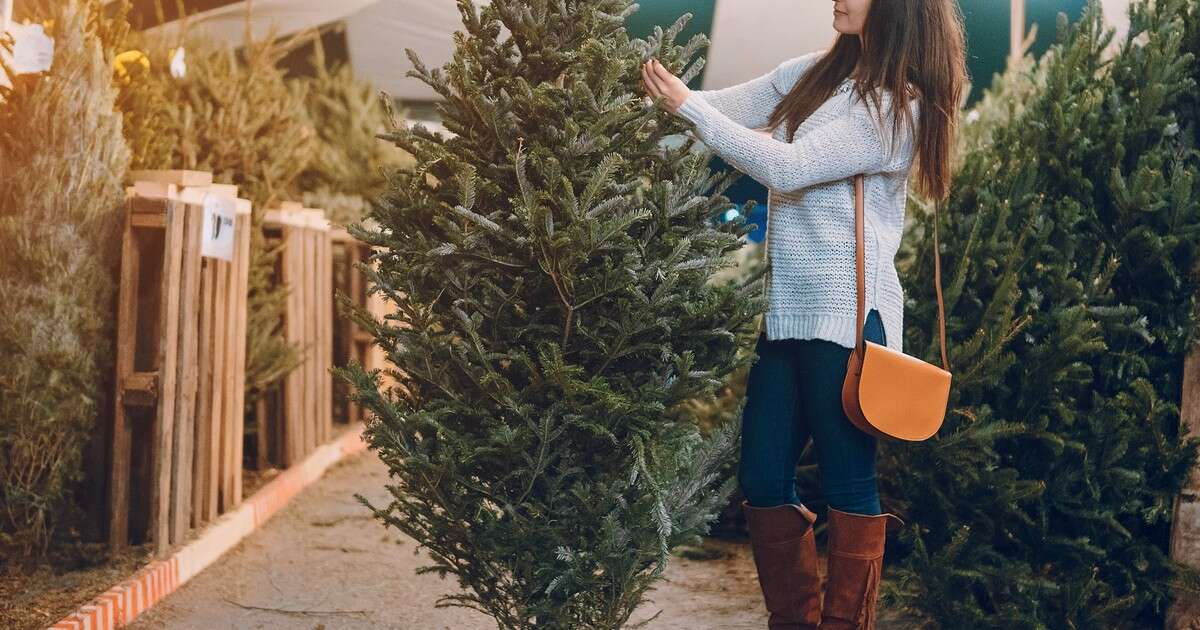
137,0,1134,102
138,0,838,102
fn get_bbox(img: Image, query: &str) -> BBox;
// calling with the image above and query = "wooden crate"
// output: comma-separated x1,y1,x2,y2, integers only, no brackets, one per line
1170,344,1200,626
330,228,409,425
262,206,333,468
109,172,251,555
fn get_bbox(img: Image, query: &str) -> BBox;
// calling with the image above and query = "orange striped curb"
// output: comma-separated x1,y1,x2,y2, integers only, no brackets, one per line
48,423,368,630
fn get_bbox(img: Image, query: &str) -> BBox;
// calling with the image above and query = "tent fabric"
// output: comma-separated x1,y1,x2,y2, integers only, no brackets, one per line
132,0,1133,103
142,0,380,47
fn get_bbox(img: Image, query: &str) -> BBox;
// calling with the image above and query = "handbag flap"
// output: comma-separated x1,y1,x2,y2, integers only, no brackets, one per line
858,341,951,441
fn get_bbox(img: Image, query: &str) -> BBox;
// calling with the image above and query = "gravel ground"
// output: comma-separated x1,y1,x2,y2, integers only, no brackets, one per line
124,450,916,630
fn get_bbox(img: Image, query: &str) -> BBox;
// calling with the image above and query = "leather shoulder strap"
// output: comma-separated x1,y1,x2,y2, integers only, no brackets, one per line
853,174,949,371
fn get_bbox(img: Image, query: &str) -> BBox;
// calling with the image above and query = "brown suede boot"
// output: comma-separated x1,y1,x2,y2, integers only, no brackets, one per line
819,506,905,630
742,500,822,629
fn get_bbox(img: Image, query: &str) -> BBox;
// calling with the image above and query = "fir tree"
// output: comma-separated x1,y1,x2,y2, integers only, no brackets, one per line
339,1,761,626
885,0,1200,626
0,0,130,561
293,37,408,227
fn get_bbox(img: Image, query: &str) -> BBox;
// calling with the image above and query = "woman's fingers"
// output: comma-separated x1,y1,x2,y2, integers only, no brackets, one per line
643,60,663,97
641,62,656,99
641,61,656,96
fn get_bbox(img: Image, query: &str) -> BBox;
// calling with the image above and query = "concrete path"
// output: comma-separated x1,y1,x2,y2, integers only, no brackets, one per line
125,449,914,629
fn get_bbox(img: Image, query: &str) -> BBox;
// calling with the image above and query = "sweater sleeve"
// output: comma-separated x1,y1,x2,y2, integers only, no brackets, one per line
675,87,912,194
687,50,823,130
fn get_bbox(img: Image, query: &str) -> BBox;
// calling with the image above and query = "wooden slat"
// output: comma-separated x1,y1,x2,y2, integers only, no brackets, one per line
221,241,240,510
132,181,178,200
193,261,216,526
231,209,251,504
108,202,141,550
130,212,166,228
210,259,229,512
169,203,203,545
347,242,365,423
1171,346,1200,567
320,231,332,444
303,227,316,455
122,371,159,408
149,199,186,557
282,223,302,467
128,169,213,187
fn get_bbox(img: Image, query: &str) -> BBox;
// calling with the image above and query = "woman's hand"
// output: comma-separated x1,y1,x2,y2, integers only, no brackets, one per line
641,58,691,114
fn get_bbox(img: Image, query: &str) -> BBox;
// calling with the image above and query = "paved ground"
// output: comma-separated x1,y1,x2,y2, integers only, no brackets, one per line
125,450,915,629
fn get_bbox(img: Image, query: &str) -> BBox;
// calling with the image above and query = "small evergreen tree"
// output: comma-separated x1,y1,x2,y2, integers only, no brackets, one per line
293,38,408,227
0,0,130,561
885,0,1200,626
340,1,761,626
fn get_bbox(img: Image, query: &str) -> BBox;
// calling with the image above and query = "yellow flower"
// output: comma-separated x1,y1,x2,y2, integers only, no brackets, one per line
113,49,150,84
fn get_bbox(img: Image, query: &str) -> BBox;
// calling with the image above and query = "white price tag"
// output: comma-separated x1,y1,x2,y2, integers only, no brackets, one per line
200,193,236,261
9,22,54,74
169,46,186,79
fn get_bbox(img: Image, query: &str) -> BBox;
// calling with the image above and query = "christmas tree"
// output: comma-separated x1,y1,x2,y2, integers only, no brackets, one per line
885,0,1200,626
0,0,130,560
293,37,409,227
339,0,762,626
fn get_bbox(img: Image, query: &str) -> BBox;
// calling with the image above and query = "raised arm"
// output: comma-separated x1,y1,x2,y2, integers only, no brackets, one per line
688,50,824,130
674,87,918,194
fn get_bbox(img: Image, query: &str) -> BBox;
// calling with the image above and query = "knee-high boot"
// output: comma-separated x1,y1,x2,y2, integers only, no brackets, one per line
742,500,823,629
819,506,904,630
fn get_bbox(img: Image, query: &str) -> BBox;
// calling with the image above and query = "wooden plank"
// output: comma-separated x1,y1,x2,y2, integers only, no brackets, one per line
192,261,216,527
108,202,141,550
210,260,229,513
347,242,365,423
319,231,331,443
177,183,239,203
216,259,236,511
231,208,251,504
122,371,159,408
284,222,303,466
303,227,316,455
132,181,178,200
221,234,241,510
149,199,186,557
130,213,166,229
255,397,269,471
324,228,333,439
169,203,203,545
1170,344,1200,625
315,229,325,445
128,170,213,187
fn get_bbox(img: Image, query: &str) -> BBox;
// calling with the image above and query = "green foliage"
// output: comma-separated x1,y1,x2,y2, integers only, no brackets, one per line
339,1,762,626
115,27,314,401
0,0,130,561
293,38,408,226
885,0,1200,626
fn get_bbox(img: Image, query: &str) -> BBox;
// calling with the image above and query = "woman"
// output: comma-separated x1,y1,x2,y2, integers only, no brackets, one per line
641,1,965,628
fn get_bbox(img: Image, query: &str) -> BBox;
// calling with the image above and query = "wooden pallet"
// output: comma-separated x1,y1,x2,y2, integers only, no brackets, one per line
262,206,334,468
109,172,251,556
329,228,409,425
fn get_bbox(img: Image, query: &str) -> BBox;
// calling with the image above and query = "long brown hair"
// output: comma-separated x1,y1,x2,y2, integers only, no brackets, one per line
764,0,967,201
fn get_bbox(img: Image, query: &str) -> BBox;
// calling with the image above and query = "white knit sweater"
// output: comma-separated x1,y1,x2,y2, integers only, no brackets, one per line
674,49,919,353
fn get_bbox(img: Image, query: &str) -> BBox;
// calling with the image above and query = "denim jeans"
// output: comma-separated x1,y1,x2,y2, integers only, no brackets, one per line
738,308,888,515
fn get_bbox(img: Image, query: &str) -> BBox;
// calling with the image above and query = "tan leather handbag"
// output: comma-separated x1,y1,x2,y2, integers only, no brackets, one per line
840,174,951,441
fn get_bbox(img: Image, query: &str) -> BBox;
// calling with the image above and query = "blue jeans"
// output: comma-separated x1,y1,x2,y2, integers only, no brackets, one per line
738,308,888,515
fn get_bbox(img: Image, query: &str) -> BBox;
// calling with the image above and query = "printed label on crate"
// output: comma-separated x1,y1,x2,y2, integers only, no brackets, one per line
201,193,236,261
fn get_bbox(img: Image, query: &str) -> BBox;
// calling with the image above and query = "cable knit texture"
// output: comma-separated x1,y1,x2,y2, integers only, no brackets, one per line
674,49,919,353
